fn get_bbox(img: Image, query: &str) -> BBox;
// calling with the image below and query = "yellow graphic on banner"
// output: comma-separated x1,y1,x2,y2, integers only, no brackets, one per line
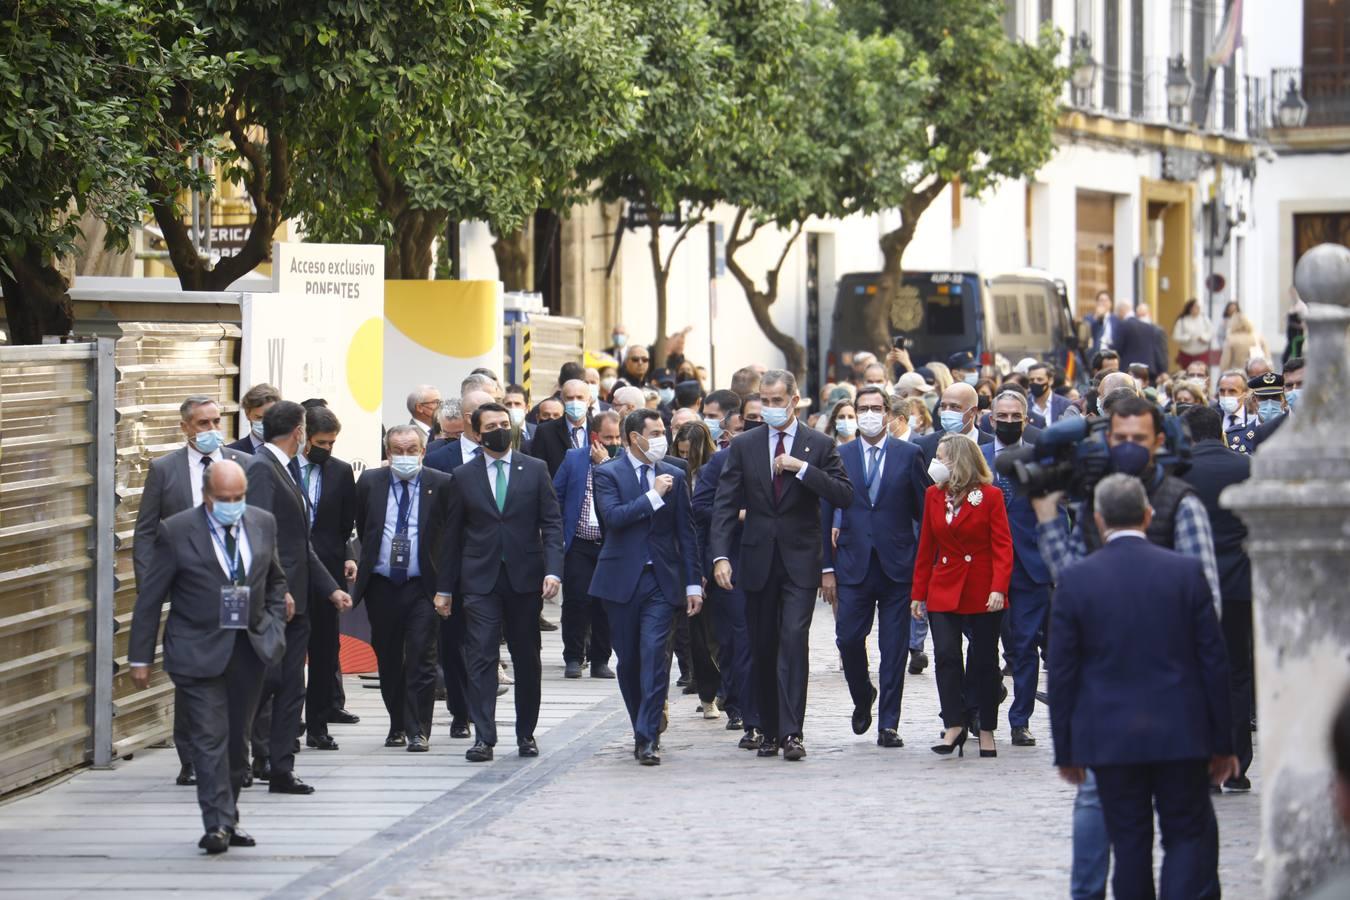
384,281,498,358
347,317,384,412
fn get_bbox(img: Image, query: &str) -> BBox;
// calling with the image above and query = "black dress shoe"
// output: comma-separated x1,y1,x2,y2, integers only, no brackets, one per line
293,738,301,754
725,716,743,731
738,728,763,750
782,735,806,761
564,661,583,679
406,735,429,753
518,737,539,758
999,683,1009,704
638,741,661,766
908,650,929,675
242,771,253,789
228,827,256,847
675,674,691,687
330,708,360,725
590,664,616,679
385,731,407,748
539,616,558,632
306,733,339,751
1001,662,1013,677
877,729,904,748
757,739,780,758
852,684,877,735
251,757,272,783
1224,775,1252,792
465,741,494,762
198,828,230,854
450,720,471,739
176,764,196,786
633,740,641,761
1011,726,1036,747
268,772,316,795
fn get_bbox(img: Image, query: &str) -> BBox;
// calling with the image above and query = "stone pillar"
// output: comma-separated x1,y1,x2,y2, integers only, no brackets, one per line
1222,242,1350,899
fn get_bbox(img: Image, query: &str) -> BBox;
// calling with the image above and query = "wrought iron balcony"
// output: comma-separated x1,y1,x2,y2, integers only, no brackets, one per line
1271,66,1350,129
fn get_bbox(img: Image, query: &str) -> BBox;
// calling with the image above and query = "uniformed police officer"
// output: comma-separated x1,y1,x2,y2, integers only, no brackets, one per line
1217,370,1258,455
1249,373,1286,424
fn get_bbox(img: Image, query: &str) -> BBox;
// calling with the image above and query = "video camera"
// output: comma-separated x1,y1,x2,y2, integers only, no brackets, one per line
994,416,1111,501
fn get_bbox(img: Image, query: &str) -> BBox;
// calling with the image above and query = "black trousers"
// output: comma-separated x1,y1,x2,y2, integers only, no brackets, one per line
672,610,693,680
254,613,311,775
561,540,612,667
173,688,194,767
463,565,543,747
171,633,266,832
744,547,816,740
1222,596,1254,777
689,606,721,704
437,599,470,724
305,594,341,736
366,575,438,739
930,609,1004,731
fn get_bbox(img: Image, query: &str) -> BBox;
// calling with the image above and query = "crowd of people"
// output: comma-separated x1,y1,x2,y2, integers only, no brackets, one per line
130,310,1308,898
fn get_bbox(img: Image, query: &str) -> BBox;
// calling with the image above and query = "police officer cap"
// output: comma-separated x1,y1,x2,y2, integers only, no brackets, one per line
1247,372,1284,397
946,351,976,370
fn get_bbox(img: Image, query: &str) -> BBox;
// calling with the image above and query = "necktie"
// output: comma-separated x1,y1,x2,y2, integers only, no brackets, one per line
639,464,651,493
1229,414,1238,429
573,427,584,449
773,431,787,503
473,446,482,459
494,459,508,512
287,456,303,487
865,446,881,505
390,480,411,585
201,455,213,474
301,463,314,495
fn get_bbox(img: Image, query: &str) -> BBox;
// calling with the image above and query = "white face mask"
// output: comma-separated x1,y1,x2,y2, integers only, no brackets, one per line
927,459,951,485
1219,396,1241,415
508,407,526,427
908,415,922,432
642,435,668,464
857,411,885,437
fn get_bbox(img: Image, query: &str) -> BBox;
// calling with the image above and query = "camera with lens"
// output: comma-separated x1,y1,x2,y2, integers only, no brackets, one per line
994,416,1112,501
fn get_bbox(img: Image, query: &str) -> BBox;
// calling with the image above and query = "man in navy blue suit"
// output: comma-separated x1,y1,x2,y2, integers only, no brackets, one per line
553,411,621,679
1026,362,1080,429
819,386,926,747
1049,474,1236,900
589,409,703,766
984,391,1058,747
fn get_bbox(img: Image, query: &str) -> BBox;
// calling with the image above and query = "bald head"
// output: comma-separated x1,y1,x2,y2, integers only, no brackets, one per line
203,459,247,501
611,385,644,418
1099,371,1137,398
462,390,495,441
943,382,978,412
1113,298,1133,318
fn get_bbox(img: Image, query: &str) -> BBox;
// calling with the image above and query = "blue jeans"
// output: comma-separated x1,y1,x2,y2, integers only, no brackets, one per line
1072,772,1110,900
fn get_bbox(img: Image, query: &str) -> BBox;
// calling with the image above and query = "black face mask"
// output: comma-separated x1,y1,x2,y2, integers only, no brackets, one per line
604,443,621,459
306,445,332,466
743,419,765,431
994,420,1024,446
977,394,991,411
1029,381,1049,398
480,428,511,453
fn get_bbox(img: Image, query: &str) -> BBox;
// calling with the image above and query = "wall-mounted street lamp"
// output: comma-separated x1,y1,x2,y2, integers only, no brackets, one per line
1166,56,1194,124
1277,78,1309,129
1070,33,1098,108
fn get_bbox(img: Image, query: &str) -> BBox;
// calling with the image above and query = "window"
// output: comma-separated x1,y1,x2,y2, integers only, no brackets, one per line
1025,294,1050,334
1130,0,1144,117
994,293,1023,335
1103,0,1120,113
924,283,968,337
1040,0,1053,25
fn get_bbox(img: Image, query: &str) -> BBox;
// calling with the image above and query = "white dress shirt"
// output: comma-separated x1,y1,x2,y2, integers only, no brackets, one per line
766,417,812,480
187,444,223,507
374,473,421,579
624,451,700,597
263,441,293,471
484,449,514,494
459,434,482,463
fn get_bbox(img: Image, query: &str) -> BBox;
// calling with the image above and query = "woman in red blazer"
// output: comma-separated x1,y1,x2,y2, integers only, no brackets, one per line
911,434,1013,758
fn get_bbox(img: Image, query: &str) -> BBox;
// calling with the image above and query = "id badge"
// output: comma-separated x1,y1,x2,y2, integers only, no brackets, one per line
390,534,412,569
220,585,250,630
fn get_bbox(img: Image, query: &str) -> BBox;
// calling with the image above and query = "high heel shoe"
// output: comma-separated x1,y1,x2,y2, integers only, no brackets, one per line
979,731,997,758
931,727,968,757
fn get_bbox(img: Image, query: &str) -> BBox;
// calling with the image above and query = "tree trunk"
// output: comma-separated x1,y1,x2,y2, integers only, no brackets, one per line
872,180,948,357
0,247,75,344
724,211,807,381
387,208,448,279
645,209,670,367
492,224,533,291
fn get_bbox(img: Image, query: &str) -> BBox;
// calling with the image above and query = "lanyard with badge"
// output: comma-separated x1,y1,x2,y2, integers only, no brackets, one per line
206,509,250,630
390,478,416,574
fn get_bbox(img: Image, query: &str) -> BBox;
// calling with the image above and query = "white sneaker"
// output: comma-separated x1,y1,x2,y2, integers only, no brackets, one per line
701,698,721,720
498,665,514,686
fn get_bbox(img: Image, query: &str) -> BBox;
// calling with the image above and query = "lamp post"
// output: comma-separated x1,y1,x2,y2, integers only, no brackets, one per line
1277,77,1309,129
1070,32,1097,108
1166,55,1193,124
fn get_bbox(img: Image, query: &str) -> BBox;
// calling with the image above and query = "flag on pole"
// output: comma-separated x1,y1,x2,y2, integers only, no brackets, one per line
1206,0,1244,68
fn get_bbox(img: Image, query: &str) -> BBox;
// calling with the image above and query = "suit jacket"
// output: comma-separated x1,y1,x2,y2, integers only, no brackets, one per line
1180,440,1252,604
133,444,250,584
438,452,565,597
911,483,1013,614
1027,394,1078,430
692,448,737,576
245,447,339,615
1113,317,1155,370
914,428,994,467
553,446,598,553
226,434,262,455
425,439,469,474
983,441,1054,587
1148,321,1170,376
129,506,288,677
425,437,452,456
822,437,927,585
709,422,853,593
352,467,453,604
588,457,700,607
307,455,357,584
533,415,591,477
1048,536,1233,767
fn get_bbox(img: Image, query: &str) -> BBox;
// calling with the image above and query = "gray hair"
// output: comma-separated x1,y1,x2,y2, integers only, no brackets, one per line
437,398,463,426
1093,473,1151,529
761,369,798,397
993,390,1028,413
612,385,644,411
180,394,218,421
460,373,496,397
385,423,425,451
406,384,439,415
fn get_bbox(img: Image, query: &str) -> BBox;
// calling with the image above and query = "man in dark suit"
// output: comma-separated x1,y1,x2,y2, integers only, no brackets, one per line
589,409,703,765
1181,405,1256,791
1049,474,1236,900
425,390,494,474
1135,304,1171,379
1109,298,1154,372
553,411,622,679
915,382,994,465
819,385,926,748
129,460,287,853
225,383,280,455
532,379,594,476
134,395,250,787
352,426,453,751
985,391,1059,746
436,403,565,762
424,398,463,456
711,370,853,760
296,405,358,751
1026,362,1080,429
245,401,352,795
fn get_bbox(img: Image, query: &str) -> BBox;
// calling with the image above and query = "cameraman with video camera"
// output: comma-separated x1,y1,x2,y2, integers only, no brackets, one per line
1028,394,1220,900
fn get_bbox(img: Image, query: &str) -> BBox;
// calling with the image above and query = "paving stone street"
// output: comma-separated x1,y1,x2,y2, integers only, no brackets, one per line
0,605,1263,899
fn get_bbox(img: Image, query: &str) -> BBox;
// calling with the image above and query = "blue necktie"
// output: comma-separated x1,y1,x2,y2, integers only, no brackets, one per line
287,456,303,487
865,446,881,505
390,480,411,585
639,464,651,493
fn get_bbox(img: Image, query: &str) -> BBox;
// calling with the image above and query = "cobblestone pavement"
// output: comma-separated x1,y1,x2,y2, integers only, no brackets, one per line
373,608,1264,900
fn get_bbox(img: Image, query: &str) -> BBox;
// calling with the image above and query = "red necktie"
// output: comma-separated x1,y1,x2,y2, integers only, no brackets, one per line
773,431,787,503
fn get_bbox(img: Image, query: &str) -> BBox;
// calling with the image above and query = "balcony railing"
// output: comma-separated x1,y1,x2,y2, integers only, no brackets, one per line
1066,60,1263,141
1271,66,1350,129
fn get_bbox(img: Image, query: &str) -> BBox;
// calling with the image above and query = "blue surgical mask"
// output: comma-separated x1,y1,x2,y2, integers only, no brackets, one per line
1285,388,1301,412
193,429,224,454
1218,396,1241,415
564,400,589,422
251,420,265,440
835,418,858,437
1258,400,1284,422
963,373,979,387
210,499,246,527
939,410,967,433
703,418,723,440
391,455,422,481
658,388,675,406
1109,441,1151,477
761,406,790,428
613,333,627,347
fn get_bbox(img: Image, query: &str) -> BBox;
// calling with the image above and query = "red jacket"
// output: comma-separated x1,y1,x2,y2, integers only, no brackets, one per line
911,484,1013,615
